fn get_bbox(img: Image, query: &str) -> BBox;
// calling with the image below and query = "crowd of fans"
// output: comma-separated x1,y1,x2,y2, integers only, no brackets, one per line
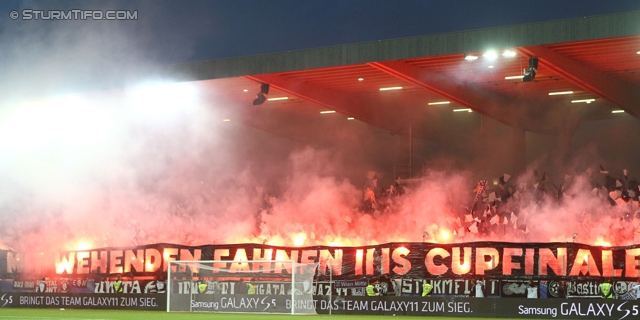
3,158,639,253
352,164,640,245
253,163,640,246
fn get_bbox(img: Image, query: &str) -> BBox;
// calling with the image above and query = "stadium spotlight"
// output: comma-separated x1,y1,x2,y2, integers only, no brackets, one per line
522,57,538,82
252,83,270,105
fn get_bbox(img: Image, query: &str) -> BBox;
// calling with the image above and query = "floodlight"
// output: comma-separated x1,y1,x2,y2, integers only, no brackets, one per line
522,69,535,82
522,57,538,82
502,50,516,57
548,91,574,96
260,83,270,95
253,93,266,105
571,99,595,104
379,86,402,91
428,101,450,105
483,50,498,60
252,83,270,105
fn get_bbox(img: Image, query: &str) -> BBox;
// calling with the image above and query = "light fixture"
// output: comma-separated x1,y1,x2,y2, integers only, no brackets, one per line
243,89,248,92
222,119,231,122
505,75,524,80
488,65,494,69
637,51,640,54
483,50,498,60
428,101,450,105
464,54,478,61
358,78,364,81
320,110,336,114
267,97,288,101
347,117,355,120
379,86,402,91
571,99,595,104
522,57,538,82
502,50,516,57
453,108,472,112
612,110,625,113
548,91,574,95
252,83,270,105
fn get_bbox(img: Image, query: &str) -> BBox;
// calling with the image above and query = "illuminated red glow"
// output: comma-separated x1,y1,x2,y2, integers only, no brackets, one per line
291,233,306,247
0,77,635,271
74,240,92,251
594,237,612,247
51,226,622,252
440,229,450,242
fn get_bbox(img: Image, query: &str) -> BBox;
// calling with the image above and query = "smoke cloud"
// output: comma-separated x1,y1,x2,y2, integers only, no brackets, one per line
0,3,639,269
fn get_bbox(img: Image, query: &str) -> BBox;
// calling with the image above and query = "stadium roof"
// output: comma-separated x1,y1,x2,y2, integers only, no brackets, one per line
154,10,640,142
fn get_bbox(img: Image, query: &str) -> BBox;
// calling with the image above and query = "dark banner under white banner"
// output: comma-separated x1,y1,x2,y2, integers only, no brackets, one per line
3,277,638,299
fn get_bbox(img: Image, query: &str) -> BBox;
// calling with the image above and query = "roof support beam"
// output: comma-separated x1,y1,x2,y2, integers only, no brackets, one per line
520,45,640,119
368,61,580,135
